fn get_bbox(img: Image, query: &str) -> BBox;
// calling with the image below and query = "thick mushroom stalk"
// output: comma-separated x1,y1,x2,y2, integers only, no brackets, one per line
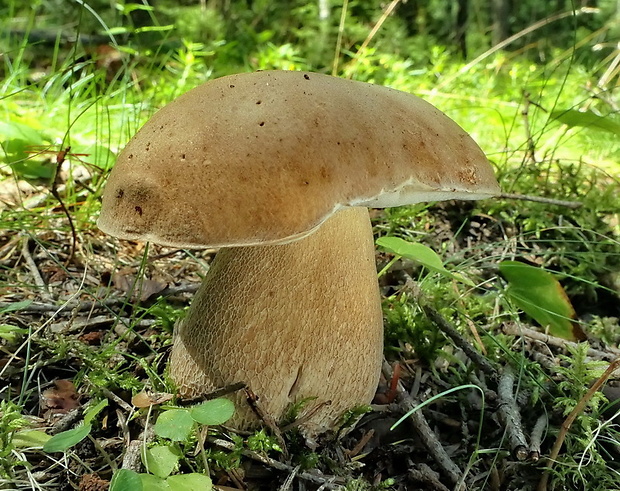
98,70,501,435
170,206,382,433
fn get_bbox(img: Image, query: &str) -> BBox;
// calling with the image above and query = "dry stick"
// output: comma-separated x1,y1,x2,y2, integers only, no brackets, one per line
50,147,77,266
244,388,289,460
408,463,451,491
496,366,529,461
21,236,52,302
49,315,160,334
98,386,135,414
0,235,21,261
382,360,463,486
277,465,300,491
122,427,154,473
504,323,620,362
345,429,375,458
520,92,538,163
423,306,499,381
529,412,548,462
537,357,620,491
349,0,401,69
499,192,582,209
178,382,248,406
208,437,345,489
280,401,332,433
330,0,348,75
0,283,200,314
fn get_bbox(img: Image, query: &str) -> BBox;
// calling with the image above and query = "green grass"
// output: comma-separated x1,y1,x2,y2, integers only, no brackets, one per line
1,1,620,490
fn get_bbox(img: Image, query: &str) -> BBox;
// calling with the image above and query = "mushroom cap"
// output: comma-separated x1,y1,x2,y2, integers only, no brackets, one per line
98,70,500,248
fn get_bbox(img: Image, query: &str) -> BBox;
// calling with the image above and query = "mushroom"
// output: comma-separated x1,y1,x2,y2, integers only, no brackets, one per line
98,70,500,435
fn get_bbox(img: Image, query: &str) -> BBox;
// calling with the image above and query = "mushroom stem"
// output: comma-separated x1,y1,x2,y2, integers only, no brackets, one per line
170,206,383,434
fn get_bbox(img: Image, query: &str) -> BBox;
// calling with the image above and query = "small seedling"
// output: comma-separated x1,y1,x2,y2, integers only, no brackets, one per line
108,398,234,491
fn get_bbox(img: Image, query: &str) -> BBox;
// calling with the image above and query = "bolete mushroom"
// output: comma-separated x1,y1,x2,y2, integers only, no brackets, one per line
98,70,500,435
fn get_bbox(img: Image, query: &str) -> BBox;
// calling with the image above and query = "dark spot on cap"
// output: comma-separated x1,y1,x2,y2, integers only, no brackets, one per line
128,154,133,159
116,189,124,199
135,206,143,216
259,122,265,127
229,84,235,88
256,100,262,104
181,154,186,160
304,74,310,80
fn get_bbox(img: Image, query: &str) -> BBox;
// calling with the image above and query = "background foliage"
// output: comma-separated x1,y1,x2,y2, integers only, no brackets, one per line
1,0,620,490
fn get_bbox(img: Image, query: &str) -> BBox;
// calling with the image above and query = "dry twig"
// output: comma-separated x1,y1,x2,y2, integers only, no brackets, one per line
408,463,451,491
245,388,289,460
504,323,620,362
208,437,345,489
21,236,52,302
381,360,463,486
529,413,548,462
0,282,200,314
497,366,529,461
499,192,582,209
423,306,498,380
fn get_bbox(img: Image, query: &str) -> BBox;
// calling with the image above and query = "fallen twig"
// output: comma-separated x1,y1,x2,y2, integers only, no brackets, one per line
280,400,332,433
245,388,289,460
408,463,451,491
278,465,300,491
345,429,375,458
529,412,548,462
499,192,582,208
21,237,52,302
504,323,620,362
122,427,154,473
423,306,498,380
208,437,345,489
0,283,200,314
497,366,529,461
382,360,463,486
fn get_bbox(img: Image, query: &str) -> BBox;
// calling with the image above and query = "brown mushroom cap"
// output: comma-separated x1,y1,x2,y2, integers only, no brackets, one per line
98,70,500,247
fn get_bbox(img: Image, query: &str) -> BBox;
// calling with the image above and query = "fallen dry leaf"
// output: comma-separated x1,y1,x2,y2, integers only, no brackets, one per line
41,379,80,418
132,391,174,408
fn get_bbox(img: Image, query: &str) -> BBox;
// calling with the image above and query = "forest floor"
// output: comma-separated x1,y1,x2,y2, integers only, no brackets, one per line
2,163,620,491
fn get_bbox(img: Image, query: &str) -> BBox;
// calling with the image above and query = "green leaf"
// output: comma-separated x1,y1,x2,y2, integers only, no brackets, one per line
134,25,175,33
166,474,212,491
11,158,56,180
117,3,155,13
154,409,194,441
42,423,92,453
142,444,180,479
551,109,620,136
110,469,144,491
376,236,473,286
139,474,170,490
84,399,108,425
105,26,132,35
12,429,51,448
0,121,44,144
499,261,585,341
0,324,29,342
83,144,116,170
190,399,235,426
0,300,33,314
